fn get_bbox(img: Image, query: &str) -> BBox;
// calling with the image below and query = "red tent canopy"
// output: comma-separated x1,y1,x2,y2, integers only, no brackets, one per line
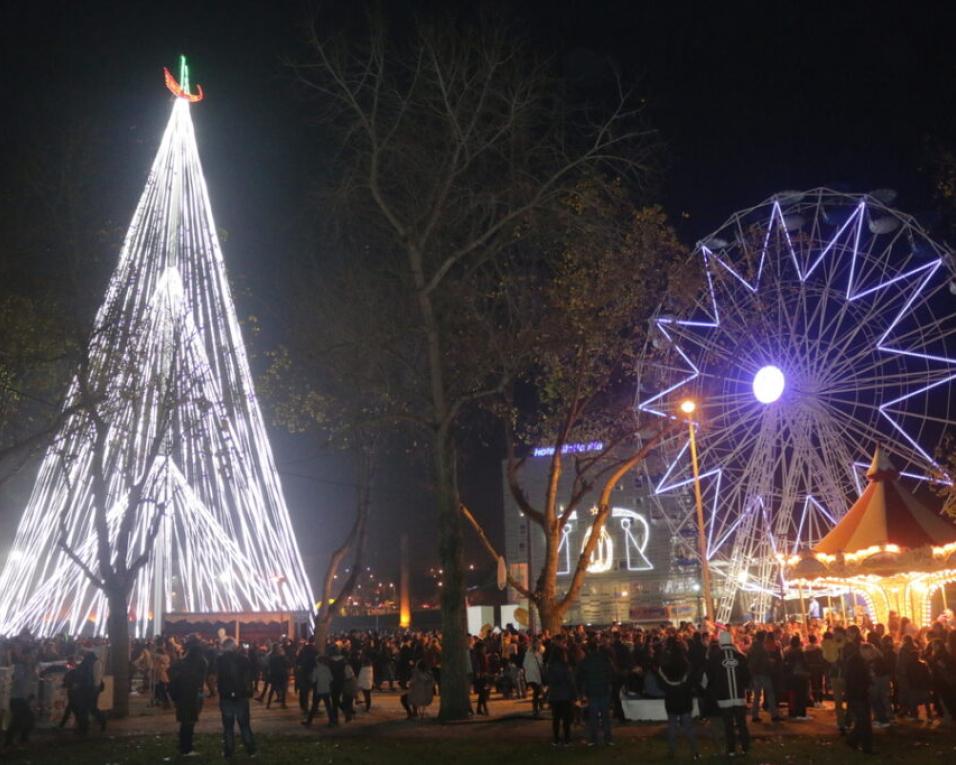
814,447,956,555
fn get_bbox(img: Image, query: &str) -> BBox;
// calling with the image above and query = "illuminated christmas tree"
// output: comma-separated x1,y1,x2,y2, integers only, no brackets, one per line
0,59,314,636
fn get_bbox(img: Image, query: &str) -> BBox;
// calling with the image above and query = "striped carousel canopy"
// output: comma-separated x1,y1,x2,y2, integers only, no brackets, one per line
814,447,956,555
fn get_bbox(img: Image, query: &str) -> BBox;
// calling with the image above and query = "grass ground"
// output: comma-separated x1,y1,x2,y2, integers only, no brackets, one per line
4,724,956,765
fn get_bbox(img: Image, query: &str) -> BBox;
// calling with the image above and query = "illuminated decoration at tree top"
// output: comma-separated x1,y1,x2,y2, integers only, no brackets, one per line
636,189,956,622
164,54,204,103
0,61,314,636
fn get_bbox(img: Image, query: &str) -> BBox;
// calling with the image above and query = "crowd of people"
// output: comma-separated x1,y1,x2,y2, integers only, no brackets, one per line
3,613,956,757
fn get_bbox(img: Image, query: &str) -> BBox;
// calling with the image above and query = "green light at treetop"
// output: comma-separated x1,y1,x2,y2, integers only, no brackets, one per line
179,54,190,96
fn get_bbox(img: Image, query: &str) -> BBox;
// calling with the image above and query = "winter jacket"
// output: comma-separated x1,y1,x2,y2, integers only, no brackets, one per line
217,651,254,700
659,667,694,716
329,654,347,690
748,642,769,676
784,647,810,678
170,650,208,723
11,659,35,699
844,648,871,703
706,646,750,709
523,650,544,686
268,651,289,683
343,664,358,697
295,644,318,681
312,662,333,695
408,669,434,708
545,660,576,702
357,665,374,691
803,645,825,675
612,640,632,674
576,650,616,699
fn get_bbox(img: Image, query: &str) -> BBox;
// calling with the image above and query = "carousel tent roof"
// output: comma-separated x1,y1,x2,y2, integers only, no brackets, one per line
814,447,956,555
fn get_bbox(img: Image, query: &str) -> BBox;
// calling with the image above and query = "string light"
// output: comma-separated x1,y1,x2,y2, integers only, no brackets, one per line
0,80,312,636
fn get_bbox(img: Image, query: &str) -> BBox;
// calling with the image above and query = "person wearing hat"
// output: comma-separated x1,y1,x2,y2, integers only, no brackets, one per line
706,631,751,757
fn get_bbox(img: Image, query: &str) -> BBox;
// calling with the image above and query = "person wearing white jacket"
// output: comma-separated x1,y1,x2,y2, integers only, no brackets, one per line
303,657,335,727
523,641,545,718
357,657,375,711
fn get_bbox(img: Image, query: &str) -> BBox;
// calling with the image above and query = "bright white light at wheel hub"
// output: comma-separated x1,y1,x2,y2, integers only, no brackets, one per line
753,365,785,404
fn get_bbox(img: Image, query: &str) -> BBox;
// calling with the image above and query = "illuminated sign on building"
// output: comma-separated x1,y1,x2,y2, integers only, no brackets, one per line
557,507,653,575
532,441,604,458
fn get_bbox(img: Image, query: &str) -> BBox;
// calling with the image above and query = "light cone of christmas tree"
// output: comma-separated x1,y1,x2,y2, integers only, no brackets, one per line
0,60,314,637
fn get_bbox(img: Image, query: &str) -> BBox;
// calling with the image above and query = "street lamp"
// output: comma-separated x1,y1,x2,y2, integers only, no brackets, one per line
680,398,716,623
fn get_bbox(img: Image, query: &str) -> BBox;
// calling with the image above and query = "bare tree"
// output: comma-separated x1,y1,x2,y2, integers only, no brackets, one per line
53,302,202,718
292,9,658,719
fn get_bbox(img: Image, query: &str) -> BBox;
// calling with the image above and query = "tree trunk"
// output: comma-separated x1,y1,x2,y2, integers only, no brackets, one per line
106,588,131,718
536,597,565,634
315,615,332,655
435,440,471,721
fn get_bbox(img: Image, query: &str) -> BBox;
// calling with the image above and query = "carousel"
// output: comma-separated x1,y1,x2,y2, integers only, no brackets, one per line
786,447,956,627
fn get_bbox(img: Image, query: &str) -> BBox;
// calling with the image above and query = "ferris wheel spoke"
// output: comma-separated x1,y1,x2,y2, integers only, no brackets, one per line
819,366,949,392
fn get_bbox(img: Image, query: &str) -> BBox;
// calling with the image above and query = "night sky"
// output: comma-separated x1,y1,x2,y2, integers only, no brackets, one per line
2,1,955,596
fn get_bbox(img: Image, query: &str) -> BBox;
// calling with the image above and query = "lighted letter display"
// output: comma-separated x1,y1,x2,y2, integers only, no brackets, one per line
556,508,653,576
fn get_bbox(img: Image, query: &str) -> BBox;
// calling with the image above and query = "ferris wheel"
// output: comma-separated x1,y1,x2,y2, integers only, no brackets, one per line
636,188,956,621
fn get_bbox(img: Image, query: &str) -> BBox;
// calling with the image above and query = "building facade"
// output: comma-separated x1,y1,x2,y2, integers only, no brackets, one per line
503,443,703,626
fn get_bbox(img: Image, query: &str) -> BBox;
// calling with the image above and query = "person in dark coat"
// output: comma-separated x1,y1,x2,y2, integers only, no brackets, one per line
329,645,352,721
216,639,257,758
576,640,616,746
899,636,932,719
706,631,751,757
3,644,36,747
610,633,631,722
73,651,107,735
169,642,208,756
295,640,318,714
748,631,779,722
844,639,873,754
659,638,699,759
545,646,576,747
783,635,811,719
265,643,289,709
59,661,79,729
927,638,956,720
472,641,491,716
804,634,826,707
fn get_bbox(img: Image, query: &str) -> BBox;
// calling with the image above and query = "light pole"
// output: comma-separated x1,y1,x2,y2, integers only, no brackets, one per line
680,399,716,623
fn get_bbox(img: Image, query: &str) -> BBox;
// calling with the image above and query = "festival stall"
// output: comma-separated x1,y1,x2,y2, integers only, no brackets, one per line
787,447,956,627
162,611,307,643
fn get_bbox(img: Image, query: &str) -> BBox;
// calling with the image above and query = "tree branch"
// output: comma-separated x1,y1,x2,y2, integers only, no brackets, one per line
460,503,532,599
556,424,673,611
57,513,104,590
